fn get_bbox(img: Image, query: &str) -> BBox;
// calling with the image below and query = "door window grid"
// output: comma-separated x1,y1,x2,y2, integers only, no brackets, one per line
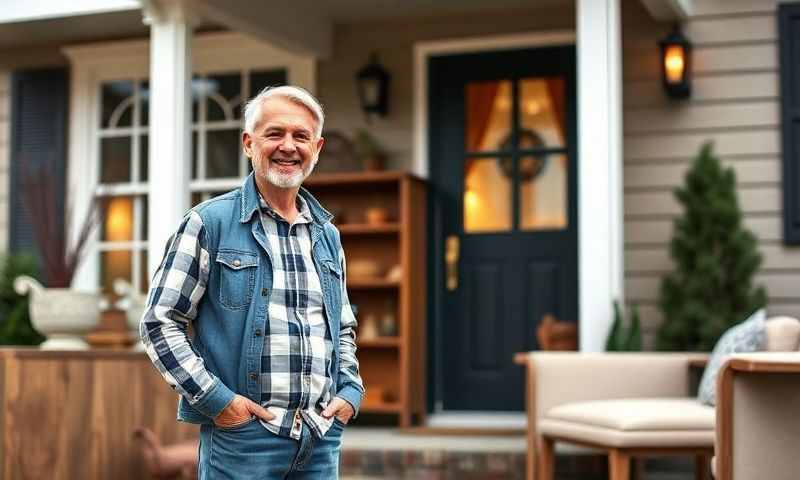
463,76,568,234
96,69,286,294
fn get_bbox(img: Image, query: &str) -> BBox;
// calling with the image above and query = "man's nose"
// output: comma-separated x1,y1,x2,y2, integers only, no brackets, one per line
278,134,296,152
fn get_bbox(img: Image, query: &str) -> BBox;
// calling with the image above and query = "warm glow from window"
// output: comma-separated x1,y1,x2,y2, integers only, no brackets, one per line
105,197,133,242
664,45,685,84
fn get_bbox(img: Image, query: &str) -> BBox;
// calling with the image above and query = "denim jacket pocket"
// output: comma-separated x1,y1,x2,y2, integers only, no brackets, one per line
216,249,259,311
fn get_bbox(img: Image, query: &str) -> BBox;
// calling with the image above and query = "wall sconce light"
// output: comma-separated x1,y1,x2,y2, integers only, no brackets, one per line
356,52,390,119
660,25,692,99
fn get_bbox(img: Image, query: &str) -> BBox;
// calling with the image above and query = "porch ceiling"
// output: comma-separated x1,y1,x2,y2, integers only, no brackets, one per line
195,0,573,58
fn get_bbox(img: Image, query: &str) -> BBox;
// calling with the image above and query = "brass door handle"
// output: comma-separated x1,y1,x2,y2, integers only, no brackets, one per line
445,235,460,291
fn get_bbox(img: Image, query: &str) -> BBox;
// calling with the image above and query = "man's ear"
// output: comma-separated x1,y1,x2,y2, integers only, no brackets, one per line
242,131,253,158
315,136,325,156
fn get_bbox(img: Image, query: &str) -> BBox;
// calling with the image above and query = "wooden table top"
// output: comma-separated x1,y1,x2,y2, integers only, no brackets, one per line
727,352,800,373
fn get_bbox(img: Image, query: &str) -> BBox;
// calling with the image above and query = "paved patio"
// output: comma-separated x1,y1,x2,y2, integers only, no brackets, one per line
339,428,700,479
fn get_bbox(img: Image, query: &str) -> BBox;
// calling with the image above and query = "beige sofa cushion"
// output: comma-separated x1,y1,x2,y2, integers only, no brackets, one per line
539,398,715,448
764,316,800,351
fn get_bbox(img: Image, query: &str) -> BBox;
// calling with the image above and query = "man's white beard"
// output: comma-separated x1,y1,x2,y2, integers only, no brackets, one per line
261,157,317,189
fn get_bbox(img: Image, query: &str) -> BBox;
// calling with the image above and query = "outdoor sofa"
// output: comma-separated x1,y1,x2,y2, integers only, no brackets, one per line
514,316,800,480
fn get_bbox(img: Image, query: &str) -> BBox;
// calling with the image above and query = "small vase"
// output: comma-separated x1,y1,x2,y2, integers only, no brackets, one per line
13,276,100,350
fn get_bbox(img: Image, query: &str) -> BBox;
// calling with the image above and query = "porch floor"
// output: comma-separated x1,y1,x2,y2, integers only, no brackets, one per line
339,427,700,479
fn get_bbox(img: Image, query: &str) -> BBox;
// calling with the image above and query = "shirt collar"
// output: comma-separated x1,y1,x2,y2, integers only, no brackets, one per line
258,194,312,225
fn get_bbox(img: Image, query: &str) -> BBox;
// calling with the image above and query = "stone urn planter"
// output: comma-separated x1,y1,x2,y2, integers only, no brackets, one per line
113,279,146,351
13,276,100,350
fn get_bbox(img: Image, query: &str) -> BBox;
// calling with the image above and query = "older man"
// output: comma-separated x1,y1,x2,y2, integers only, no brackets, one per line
141,85,364,479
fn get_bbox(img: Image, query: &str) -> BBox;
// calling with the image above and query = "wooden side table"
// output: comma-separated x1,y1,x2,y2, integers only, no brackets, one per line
715,352,800,480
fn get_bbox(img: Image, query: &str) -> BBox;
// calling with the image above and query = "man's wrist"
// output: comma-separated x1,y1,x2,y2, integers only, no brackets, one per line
335,384,364,418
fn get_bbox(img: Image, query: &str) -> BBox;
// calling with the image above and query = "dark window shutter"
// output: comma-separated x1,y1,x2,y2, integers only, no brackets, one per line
780,4,800,244
9,68,69,272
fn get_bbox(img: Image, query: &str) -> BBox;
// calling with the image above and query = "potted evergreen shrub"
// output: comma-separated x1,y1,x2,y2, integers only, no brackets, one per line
657,143,767,351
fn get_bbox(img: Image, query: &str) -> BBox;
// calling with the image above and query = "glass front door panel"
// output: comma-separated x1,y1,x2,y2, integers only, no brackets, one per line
519,154,568,230
518,77,566,149
464,157,512,233
465,80,512,153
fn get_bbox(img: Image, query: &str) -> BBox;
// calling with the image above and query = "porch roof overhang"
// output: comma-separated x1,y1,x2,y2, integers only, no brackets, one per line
0,0,576,60
639,0,693,21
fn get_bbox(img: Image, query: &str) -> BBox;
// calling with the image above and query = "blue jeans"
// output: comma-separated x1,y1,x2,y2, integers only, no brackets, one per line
198,417,344,479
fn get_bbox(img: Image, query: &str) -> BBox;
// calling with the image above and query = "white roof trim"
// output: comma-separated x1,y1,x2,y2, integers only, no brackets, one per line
0,0,139,24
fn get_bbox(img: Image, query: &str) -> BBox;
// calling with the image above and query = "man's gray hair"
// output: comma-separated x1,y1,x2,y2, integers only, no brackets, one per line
243,85,325,138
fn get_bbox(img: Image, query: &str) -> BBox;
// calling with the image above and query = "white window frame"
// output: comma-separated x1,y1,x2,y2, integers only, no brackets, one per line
63,31,316,293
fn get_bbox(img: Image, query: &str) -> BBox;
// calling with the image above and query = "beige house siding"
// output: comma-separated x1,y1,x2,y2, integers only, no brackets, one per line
317,5,574,171
622,0,793,347
0,71,8,253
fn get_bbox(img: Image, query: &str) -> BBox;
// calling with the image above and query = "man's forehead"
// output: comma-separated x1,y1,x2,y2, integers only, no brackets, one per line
259,98,318,131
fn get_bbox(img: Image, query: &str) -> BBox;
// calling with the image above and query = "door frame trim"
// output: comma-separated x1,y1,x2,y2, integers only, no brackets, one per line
416,32,577,414
412,30,575,179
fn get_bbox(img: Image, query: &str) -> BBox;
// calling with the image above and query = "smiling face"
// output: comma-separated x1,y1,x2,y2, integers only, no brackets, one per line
242,96,324,190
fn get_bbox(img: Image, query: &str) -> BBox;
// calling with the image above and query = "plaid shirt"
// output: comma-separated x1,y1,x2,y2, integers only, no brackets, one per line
141,186,363,440
257,195,339,439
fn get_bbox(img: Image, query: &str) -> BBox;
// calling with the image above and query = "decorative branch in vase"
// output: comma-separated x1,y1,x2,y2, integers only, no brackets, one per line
12,153,103,349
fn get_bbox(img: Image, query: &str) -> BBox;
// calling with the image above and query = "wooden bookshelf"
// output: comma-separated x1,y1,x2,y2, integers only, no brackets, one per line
306,171,427,427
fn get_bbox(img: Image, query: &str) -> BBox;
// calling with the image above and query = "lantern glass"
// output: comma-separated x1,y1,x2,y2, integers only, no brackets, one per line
664,45,685,84
362,77,380,108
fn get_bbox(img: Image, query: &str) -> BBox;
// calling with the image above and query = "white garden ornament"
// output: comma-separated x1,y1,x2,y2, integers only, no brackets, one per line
13,276,100,350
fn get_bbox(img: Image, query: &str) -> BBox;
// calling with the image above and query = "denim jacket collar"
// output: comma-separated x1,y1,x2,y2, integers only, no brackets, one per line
239,173,334,226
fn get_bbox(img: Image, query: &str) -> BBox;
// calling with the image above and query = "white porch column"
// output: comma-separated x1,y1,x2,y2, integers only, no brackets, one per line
577,0,624,351
144,0,195,278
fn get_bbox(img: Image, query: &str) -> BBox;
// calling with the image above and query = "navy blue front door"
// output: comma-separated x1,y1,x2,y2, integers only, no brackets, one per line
428,46,578,411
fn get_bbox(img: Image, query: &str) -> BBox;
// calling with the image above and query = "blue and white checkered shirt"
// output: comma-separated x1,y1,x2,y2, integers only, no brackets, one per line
256,195,340,439
141,190,363,440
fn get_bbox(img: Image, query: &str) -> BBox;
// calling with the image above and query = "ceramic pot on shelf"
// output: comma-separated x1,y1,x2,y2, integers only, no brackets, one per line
13,276,101,350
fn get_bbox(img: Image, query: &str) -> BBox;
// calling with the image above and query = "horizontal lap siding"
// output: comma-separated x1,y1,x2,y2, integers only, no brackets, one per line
622,0,795,348
0,72,8,253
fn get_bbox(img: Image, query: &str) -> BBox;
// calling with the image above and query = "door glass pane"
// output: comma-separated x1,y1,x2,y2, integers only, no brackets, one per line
207,129,240,178
100,137,131,183
465,80,512,153
519,77,566,149
101,196,133,242
519,153,568,230
100,250,132,298
464,157,512,233
101,81,133,129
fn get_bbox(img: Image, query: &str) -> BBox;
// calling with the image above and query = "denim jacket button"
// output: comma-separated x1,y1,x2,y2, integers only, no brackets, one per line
261,288,268,296
233,259,241,267
254,329,262,337
249,372,258,380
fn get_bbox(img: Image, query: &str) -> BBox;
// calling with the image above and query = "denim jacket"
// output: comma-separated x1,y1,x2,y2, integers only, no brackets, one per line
140,174,364,424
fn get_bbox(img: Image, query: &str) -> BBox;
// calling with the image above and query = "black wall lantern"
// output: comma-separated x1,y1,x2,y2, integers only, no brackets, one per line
356,52,390,119
659,25,692,99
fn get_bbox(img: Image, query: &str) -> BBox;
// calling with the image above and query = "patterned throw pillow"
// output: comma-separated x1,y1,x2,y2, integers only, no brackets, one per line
697,309,766,406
